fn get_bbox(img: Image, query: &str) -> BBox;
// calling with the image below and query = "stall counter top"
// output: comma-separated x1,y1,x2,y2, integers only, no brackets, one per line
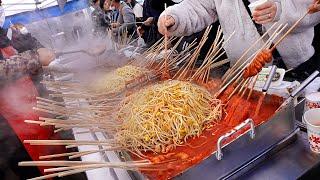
239,131,320,180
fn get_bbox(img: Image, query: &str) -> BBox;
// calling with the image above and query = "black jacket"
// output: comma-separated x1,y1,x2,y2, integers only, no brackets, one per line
0,28,11,60
11,32,43,53
141,0,176,47
0,28,10,48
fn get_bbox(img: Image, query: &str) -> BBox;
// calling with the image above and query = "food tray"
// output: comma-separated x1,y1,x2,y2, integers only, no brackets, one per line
114,98,295,180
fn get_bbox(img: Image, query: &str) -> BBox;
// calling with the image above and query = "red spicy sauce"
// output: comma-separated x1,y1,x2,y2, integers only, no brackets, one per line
131,90,283,179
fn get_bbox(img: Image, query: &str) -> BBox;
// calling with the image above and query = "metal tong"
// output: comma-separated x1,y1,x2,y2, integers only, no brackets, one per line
55,46,106,57
262,65,278,93
276,70,320,113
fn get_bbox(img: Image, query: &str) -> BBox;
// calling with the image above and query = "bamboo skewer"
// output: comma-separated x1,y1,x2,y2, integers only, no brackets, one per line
216,23,287,98
222,22,280,82
247,75,259,101
270,10,310,52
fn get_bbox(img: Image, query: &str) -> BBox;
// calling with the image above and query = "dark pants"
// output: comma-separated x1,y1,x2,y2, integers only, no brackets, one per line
281,23,320,82
284,54,320,82
176,21,228,67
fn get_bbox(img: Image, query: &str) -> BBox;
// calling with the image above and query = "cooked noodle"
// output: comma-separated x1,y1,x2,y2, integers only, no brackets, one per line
116,80,223,155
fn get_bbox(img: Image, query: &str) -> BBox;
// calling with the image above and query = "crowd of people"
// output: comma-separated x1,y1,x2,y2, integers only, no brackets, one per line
89,0,320,81
91,0,180,46
0,1,319,97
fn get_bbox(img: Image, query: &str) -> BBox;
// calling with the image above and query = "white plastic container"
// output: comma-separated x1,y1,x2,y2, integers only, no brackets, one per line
305,92,320,113
248,0,268,13
304,108,320,153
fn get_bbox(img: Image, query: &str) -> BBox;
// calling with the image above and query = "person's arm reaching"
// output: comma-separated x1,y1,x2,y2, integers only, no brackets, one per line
0,50,41,80
158,0,217,36
278,0,320,32
0,48,55,81
117,6,136,33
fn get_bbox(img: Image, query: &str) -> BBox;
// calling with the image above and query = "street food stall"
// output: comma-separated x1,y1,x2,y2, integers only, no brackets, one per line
1,0,320,180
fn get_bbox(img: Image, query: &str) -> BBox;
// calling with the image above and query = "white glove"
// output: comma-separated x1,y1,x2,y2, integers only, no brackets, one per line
123,50,140,58
137,37,146,47
48,59,69,72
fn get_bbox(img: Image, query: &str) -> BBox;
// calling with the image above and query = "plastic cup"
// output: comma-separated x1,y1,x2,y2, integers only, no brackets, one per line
304,108,320,153
305,92,320,113
248,0,268,14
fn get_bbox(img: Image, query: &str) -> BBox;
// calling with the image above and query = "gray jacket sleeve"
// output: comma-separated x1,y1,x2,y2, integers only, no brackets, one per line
279,0,320,33
117,6,136,33
159,0,218,37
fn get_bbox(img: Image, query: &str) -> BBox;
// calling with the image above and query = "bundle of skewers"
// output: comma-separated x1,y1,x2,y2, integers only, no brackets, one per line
22,25,236,179
19,9,319,179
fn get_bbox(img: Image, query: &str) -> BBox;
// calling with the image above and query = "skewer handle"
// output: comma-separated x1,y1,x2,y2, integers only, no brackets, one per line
271,11,309,52
55,50,84,57
275,71,319,113
262,65,277,92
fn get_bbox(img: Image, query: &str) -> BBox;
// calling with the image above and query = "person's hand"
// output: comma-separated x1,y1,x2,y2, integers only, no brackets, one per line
252,1,277,24
111,22,120,28
143,17,154,26
309,0,320,14
158,15,175,35
137,26,145,37
37,48,55,66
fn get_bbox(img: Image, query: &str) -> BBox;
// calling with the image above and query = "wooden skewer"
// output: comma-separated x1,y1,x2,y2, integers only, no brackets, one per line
68,147,124,159
39,152,81,160
227,79,246,100
46,162,162,174
39,146,125,160
19,161,154,168
24,140,117,146
222,22,280,82
162,4,171,80
216,23,286,98
270,10,310,52
225,78,249,106
247,75,259,101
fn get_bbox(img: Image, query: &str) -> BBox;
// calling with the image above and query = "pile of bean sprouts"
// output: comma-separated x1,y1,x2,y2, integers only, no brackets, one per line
91,65,147,92
116,80,223,155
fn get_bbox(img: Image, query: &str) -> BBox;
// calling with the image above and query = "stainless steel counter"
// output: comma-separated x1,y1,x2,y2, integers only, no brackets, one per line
239,131,320,180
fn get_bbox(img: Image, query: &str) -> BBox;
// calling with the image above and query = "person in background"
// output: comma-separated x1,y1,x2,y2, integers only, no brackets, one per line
72,12,86,41
138,0,176,47
0,0,4,28
0,27,55,82
0,2,17,59
110,0,136,37
8,23,44,53
91,0,111,34
125,0,143,21
0,27,17,59
0,4,76,179
310,0,320,60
